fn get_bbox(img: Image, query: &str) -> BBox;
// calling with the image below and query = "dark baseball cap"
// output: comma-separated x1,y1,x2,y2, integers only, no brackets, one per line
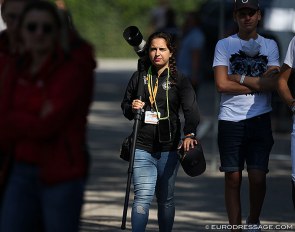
234,0,259,11
178,143,206,177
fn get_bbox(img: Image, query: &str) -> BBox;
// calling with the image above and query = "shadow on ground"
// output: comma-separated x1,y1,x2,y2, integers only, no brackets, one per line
80,70,294,232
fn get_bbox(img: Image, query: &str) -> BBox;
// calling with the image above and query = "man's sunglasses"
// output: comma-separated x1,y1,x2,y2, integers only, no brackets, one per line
25,22,54,34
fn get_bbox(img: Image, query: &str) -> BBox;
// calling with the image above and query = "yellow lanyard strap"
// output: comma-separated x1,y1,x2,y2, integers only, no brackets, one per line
147,66,170,120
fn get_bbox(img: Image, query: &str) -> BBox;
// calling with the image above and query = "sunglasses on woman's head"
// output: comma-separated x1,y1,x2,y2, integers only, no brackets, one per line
25,22,54,35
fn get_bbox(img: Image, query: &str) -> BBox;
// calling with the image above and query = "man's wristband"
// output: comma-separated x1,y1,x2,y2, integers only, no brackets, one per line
289,99,295,107
290,100,295,113
240,74,246,84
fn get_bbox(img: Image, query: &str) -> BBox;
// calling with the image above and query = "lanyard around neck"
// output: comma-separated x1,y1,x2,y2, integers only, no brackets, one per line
147,66,170,120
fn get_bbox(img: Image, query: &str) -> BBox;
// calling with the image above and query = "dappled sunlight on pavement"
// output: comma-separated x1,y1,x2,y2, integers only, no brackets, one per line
80,66,294,231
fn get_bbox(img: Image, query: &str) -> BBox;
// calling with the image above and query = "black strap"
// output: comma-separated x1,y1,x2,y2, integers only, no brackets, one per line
136,57,146,99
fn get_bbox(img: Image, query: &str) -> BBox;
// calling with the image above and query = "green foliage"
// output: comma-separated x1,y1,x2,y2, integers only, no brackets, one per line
64,0,206,57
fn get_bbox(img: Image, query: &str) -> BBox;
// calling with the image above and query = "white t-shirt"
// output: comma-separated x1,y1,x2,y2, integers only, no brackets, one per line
284,36,295,68
213,34,279,122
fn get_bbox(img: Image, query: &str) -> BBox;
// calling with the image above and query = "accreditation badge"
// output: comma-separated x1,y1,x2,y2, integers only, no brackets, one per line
144,111,160,124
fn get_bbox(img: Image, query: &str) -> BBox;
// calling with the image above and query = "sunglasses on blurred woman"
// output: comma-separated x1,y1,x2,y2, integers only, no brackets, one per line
25,22,54,34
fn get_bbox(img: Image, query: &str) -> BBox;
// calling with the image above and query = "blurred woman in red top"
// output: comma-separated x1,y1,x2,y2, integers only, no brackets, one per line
0,0,41,215
0,1,96,232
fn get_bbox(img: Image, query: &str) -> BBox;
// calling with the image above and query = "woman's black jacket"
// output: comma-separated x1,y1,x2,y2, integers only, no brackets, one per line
121,68,200,153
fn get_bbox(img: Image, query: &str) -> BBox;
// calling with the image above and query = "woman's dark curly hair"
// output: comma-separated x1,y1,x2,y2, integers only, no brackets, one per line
144,31,178,83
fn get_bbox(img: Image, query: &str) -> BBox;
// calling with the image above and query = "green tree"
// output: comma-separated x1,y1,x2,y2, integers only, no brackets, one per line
64,0,206,57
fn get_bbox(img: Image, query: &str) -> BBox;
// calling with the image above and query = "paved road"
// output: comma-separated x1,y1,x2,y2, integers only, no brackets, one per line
80,61,294,232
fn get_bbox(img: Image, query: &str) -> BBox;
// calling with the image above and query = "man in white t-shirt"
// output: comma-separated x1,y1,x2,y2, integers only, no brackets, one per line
212,0,280,230
277,36,295,210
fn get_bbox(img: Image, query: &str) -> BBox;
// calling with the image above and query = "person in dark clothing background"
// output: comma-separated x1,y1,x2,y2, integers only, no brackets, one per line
0,0,41,219
121,31,200,232
177,11,205,96
0,1,96,231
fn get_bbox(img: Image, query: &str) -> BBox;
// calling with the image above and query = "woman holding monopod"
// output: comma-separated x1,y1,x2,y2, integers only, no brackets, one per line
121,31,200,232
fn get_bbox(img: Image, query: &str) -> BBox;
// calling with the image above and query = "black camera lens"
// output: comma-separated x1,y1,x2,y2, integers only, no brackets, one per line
123,26,146,57
123,26,143,46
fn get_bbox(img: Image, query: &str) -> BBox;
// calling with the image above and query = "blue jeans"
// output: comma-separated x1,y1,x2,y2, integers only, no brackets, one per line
0,162,85,232
131,149,179,232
